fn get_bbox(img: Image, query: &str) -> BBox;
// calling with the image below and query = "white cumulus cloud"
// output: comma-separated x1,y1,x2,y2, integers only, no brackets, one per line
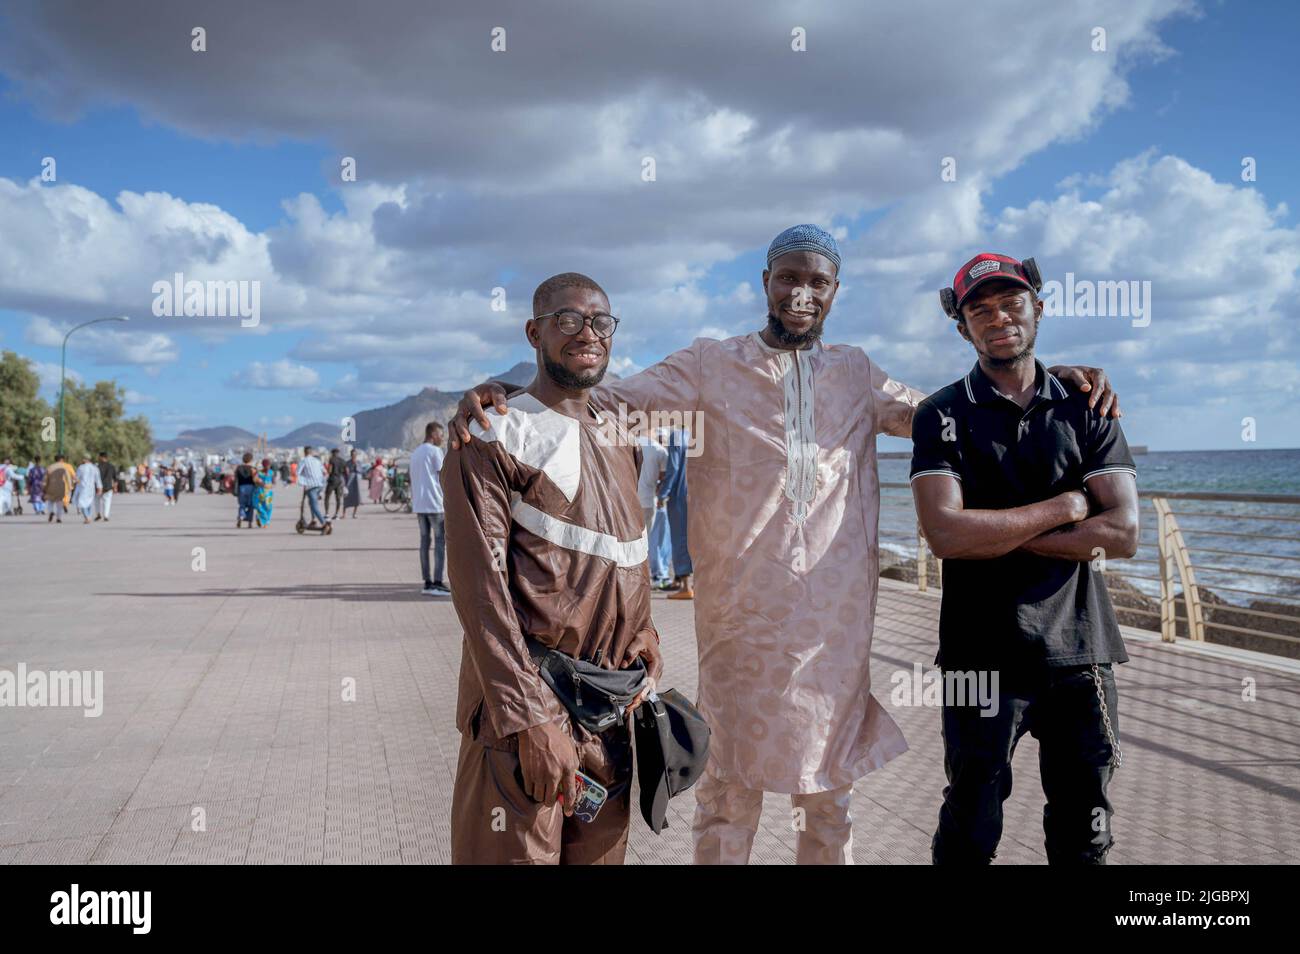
227,359,320,390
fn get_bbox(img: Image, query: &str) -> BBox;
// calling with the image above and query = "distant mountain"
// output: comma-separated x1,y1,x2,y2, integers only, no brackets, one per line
271,422,342,447
348,361,617,451
154,425,258,453
152,362,619,456
494,361,536,387
178,426,259,444
350,388,458,451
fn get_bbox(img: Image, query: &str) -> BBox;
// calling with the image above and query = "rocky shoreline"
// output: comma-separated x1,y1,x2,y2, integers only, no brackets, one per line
879,550,1300,661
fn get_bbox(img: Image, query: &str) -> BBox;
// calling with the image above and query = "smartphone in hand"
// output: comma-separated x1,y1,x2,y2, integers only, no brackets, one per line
569,770,608,823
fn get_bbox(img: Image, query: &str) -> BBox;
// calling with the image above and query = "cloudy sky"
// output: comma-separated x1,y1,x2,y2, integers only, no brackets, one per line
0,0,1296,450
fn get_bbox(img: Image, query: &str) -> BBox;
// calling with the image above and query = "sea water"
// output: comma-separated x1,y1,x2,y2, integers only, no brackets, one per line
876,448,1300,604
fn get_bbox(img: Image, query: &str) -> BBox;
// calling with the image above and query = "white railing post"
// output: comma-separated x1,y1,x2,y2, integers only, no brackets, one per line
1153,497,1205,642
1154,498,1176,643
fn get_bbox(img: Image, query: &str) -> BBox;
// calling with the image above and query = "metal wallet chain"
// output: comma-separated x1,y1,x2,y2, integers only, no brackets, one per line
1090,664,1123,769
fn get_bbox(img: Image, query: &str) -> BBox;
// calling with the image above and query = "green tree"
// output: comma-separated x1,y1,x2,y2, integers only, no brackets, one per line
0,350,55,462
0,351,151,466
61,379,153,465
57,379,91,462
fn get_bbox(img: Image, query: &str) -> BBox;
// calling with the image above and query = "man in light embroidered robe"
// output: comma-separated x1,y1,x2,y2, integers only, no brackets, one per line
452,225,1121,864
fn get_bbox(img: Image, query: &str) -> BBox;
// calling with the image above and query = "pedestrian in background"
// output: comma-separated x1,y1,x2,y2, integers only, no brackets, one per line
325,447,346,518
297,446,331,527
73,455,101,524
95,452,117,522
9,463,25,515
235,452,258,528
411,423,448,596
636,433,669,584
27,457,46,514
255,458,276,527
343,449,363,518
367,456,386,504
44,455,74,522
662,427,694,600
0,458,13,516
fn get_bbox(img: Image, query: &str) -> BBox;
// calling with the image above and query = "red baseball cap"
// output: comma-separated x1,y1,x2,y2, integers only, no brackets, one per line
951,253,1035,312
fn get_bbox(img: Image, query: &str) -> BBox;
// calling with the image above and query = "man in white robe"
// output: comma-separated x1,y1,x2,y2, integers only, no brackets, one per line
73,455,102,524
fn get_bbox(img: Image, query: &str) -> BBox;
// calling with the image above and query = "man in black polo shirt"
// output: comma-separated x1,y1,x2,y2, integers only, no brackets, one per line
910,253,1139,865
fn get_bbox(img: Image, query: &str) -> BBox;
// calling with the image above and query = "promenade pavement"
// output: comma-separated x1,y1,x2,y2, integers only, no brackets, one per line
2,490,1298,864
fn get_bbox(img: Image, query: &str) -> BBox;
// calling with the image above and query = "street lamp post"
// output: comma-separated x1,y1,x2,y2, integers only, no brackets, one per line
58,316,130,457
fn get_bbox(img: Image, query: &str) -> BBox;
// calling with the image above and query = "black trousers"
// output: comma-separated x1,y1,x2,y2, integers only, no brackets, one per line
932,663,1119,865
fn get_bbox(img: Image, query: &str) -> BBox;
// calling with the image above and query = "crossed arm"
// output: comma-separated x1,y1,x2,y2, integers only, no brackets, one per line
1018,472,1139,561
911,472,1138,562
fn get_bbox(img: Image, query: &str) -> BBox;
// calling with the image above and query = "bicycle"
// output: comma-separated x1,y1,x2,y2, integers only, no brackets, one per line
382,475,412,513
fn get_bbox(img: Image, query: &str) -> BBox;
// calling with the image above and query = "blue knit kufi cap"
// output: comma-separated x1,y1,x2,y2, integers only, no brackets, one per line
766,224,841,270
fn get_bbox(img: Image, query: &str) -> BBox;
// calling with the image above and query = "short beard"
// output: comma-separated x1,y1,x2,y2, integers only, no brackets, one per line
765,311,825,348
543,353,607,391
985,346,1033,369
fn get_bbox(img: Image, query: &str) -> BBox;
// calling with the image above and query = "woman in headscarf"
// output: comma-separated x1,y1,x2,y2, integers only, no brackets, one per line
367,456,386,504
28,457,46,514
343,449,363,518
254,458,275,527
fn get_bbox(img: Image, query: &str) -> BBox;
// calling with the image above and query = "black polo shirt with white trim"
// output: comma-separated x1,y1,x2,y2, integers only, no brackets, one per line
909,358,1137,671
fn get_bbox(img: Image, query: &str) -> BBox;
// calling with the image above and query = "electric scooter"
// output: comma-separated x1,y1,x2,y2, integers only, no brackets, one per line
295,488,333,535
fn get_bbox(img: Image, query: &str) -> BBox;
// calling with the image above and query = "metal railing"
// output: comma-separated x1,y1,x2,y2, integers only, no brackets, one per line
880,483,1300,658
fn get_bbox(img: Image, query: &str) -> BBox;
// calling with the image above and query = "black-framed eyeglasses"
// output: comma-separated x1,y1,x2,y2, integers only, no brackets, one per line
533,309,620,338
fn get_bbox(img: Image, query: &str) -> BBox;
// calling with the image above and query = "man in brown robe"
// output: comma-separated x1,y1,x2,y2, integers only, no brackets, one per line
443,272,664,864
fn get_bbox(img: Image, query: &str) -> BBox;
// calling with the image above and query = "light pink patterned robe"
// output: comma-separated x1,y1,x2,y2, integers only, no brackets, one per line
594,332,925,793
